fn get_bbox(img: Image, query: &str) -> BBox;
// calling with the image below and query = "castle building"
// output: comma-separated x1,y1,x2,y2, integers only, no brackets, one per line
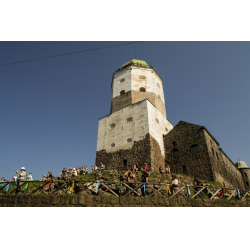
95,59,248,190
96,59,173,171
164,121,245,189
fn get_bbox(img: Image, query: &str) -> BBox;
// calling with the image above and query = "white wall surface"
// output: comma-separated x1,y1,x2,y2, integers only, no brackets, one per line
97,100,173,155
112,67,165,104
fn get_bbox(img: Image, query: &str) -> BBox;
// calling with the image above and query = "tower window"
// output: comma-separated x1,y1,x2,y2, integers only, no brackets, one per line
173,149,179,157
246,182,249,187
123,159,127,166
120,90,125,95
165,127,168,132
212,148,214,155
139,75,146,79
126,138,132,143
111,143,115,148
155,118,159,123
172,141,177,147
120,78,125,83
182,165,187,173
210,140,212,145
126,117,133,122
139,87,146,92
191,144,199,153
109,123,116,129
245,173,248,177
216,152,219,160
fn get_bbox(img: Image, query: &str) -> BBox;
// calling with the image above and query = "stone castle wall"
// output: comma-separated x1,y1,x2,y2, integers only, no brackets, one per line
164,121,244,189
96,133,164,172
1,195,250,207
203,130,244,189
111,90,166,117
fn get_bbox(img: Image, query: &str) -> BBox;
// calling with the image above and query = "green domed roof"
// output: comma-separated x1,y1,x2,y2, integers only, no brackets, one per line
235,160,249,169
121,59,149,69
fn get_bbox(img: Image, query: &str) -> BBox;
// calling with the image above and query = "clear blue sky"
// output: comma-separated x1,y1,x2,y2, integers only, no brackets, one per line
1,41,250,180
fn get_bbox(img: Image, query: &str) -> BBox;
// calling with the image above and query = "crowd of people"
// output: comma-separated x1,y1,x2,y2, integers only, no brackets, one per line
0,163,206,197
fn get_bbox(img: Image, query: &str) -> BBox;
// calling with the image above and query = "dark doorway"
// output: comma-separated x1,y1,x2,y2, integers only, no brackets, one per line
123,159,127,167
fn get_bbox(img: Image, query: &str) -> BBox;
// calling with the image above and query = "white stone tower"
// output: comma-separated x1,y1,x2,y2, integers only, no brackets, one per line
96,59,173,171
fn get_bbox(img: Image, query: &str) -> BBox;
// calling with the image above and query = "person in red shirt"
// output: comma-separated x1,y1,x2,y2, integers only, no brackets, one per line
143,163,149,172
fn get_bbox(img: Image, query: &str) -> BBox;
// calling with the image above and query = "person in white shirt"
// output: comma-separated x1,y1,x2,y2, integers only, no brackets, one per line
171,175,178,194
72,168,77,176
13,174,18,181
27,173,33,181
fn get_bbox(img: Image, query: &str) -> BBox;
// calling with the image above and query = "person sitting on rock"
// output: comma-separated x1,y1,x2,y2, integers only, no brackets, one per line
68,167,73,177
61,168,67,177
84,166,88,174
100,162,105,171
94,165,99,171
40,175,47,181
90,166,94,173
159,165,165,176
72,168,77,176
166,165,170,174
76,167,80,175
80,166,84,175
0,177,5,182
125,168,135,184
27,173,33,181
47,172,53,179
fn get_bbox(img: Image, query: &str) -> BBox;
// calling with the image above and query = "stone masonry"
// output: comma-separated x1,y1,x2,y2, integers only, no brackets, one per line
1,195,250,207
164,121,245,189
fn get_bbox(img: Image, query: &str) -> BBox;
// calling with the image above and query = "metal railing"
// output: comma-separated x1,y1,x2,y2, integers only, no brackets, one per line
1,180,250,200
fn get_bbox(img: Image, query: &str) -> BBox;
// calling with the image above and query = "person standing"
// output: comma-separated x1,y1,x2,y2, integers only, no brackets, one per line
16,167,26,194
141,169,149,196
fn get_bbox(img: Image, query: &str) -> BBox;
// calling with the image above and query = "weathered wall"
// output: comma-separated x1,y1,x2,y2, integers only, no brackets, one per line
239,168,250,190
164,121,214,181
111,90,166,117
97,100,149,153
1,195,250,207
203,130,244,189
96,133,151,170
164,121,244,189
97,100,172,155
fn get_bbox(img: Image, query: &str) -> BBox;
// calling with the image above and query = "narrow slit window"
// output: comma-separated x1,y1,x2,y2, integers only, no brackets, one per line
111,143,115,148
155,118,159,123
120,78,125,83
139,75,146,79
120,90,125,95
